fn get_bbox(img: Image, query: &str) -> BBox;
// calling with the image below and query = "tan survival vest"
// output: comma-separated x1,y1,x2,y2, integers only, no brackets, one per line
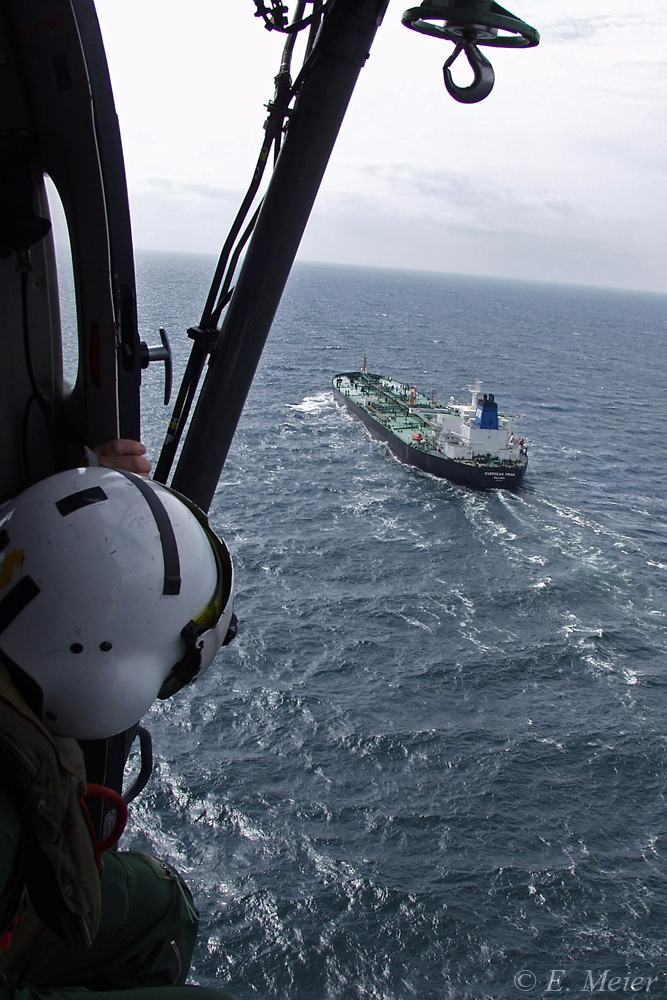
0,663,102,965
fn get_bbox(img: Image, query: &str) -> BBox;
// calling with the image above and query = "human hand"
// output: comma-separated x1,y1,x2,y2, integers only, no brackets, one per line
94,439,152,475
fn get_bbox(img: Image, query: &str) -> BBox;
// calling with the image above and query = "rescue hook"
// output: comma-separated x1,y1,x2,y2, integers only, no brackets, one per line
443,33,494,104
401,1,539,104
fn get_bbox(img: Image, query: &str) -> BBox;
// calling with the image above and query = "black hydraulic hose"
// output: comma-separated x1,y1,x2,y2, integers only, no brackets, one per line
272,2,305,161
172,0,388,512
153,138,274,484
153,343,208,483
154,5,307,485
200,132,274,331
200,25,299,331
211,203,262,326
280,1,306,74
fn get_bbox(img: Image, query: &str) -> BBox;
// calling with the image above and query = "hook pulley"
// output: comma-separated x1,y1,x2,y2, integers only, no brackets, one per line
402,1,539,103
443,32,494,103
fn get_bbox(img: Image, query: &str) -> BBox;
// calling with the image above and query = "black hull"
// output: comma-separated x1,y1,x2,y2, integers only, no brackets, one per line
333,387,526,490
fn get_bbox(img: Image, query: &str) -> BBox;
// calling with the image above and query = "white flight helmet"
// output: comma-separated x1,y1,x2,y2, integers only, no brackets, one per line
0,467,235,739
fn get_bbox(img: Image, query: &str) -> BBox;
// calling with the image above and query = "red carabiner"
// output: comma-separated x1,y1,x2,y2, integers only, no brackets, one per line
84,783,128,854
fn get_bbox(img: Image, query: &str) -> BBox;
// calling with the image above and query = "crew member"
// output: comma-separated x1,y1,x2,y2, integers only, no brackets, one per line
0,467,238,1000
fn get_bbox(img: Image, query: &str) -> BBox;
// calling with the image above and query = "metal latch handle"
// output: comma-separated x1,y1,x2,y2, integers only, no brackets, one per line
140,327,172,405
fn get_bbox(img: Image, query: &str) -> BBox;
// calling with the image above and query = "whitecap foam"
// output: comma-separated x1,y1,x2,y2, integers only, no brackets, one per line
285,391,333,413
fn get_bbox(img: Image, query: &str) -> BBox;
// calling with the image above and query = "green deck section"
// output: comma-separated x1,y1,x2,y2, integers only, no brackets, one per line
336,370,438,418
333,370,452,458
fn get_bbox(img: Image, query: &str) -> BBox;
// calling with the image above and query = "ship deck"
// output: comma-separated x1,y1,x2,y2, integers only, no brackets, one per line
333,371,451,456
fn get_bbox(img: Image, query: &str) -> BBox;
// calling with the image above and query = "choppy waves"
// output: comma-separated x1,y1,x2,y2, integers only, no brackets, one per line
129,257,667,999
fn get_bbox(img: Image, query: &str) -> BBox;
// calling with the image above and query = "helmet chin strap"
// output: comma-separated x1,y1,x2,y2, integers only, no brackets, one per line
158,620,205,700
158,612,237,700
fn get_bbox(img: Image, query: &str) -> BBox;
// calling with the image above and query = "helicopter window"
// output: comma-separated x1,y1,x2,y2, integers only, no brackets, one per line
44,175,78,391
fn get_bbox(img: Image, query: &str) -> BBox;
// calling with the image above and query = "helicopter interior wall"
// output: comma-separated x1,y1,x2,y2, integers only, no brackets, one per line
0,0,151,502
0,174,62,502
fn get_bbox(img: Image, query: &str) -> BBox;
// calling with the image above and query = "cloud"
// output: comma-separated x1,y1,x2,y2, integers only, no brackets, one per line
545,15,628,43
542,11,665,44
334,164,585,240
128,179,248,254
125,162,667,294
298,182,667,293
135,177,244,205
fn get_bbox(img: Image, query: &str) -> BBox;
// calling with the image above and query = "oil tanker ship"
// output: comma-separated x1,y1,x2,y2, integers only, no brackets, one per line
333,369,528,489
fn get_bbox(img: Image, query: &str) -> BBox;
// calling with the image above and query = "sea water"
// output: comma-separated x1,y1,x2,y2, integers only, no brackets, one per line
125,254,667,1000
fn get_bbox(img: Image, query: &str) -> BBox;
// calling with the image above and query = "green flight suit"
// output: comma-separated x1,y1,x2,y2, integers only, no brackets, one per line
0,814,237,1000
0,666,238,1000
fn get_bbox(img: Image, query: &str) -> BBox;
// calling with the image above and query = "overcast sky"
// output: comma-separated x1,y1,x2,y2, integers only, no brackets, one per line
92,1,667,293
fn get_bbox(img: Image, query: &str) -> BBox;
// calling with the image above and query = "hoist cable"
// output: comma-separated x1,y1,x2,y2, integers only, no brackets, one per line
155,4,312,484
211,203,263,327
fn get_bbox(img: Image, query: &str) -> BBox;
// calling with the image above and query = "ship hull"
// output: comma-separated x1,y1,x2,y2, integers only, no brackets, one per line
333,384,526,490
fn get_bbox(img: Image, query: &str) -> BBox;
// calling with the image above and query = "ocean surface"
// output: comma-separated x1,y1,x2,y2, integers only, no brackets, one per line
123,254,667,999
